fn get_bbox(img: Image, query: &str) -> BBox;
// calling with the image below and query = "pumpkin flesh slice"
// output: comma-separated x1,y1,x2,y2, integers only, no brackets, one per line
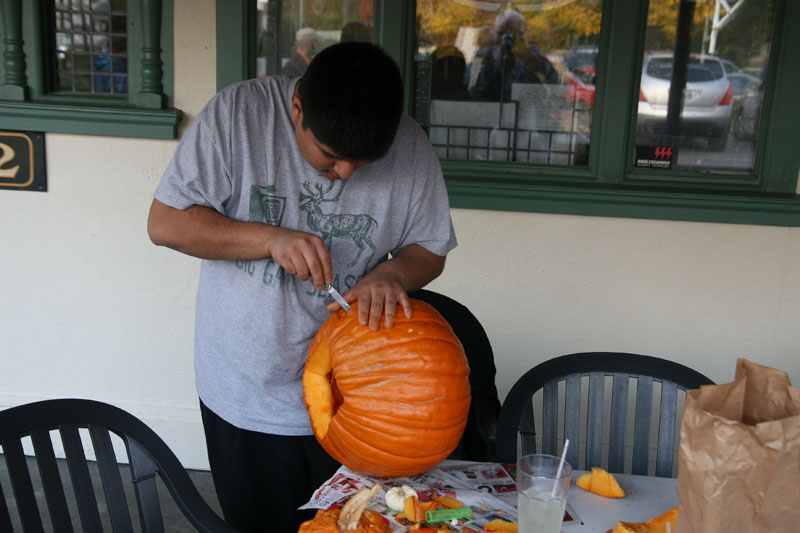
304,337,337,440
576,467,626,498
609,507,678,533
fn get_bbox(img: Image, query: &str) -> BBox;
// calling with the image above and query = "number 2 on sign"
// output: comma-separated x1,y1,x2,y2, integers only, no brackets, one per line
0,142,20,178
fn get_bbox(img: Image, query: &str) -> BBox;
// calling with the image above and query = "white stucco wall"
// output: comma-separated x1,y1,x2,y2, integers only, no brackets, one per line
2,0,799,470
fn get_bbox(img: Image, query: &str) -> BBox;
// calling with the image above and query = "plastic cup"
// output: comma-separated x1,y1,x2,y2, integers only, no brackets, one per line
516,454,572,533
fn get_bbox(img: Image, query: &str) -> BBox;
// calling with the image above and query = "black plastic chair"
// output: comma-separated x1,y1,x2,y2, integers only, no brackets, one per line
494,352,714,477
0,398,235,532
409,289,501,462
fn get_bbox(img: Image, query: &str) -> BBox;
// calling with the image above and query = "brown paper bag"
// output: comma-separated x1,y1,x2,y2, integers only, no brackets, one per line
676,358,800,532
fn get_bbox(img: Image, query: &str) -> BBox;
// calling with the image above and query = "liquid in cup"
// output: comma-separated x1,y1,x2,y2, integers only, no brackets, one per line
516,454,572,533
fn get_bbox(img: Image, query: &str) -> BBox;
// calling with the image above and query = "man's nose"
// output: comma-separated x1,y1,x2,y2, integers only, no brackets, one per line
333,160,356,179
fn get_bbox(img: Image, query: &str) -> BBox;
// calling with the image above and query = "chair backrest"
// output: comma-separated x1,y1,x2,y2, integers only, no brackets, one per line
494,352,714,477
409,289,501,462
0,398,235,532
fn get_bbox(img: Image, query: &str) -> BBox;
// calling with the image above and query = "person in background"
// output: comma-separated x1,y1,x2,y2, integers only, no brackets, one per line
469,9,559,101
465,25,497,93
281,27,319,77
341,21,372,42
147,42,457,532
430,45,470,101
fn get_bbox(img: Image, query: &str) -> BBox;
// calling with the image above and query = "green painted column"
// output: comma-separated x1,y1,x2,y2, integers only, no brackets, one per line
135,0,165,108
0,0,28,100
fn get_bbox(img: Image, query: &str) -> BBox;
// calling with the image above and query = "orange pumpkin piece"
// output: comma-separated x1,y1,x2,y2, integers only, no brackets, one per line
418,500,436,513
434,495,463,509
297,508,390,532
607,507,678,533
404,496,417,524
483,518,518,532
412,496,425,523
576,467,626,498
303,299,471,477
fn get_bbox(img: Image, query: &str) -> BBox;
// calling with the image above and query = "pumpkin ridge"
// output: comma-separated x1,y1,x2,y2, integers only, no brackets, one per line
339,394,472,413
337,343,468,360
328,415,462,462
333,363,469,379
333,401,470,430
334,372,471,388
332,354,470,377
335,371,466,387
332,407,467,446
336,384,470,402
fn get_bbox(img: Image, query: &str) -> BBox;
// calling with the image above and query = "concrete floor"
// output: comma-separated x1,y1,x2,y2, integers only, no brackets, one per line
1,456,222,531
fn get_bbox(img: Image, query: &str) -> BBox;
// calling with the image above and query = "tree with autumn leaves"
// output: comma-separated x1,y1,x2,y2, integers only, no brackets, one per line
418,0,766,65
417,0,603,52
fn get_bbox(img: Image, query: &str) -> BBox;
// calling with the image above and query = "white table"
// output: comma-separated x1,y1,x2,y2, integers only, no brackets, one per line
560,471,678,532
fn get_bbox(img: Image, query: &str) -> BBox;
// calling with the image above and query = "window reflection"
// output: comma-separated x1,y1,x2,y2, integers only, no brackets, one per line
634,0,775,174
256,0,373,79
415,0,603,166
53,0,128,95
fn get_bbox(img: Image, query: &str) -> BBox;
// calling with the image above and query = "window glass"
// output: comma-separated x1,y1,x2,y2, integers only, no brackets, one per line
414,0,603,166
635,0,775,174
256,0,373,78
53,0,128,95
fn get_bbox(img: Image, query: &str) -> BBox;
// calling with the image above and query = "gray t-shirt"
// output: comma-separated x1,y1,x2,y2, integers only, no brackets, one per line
155,76,457,435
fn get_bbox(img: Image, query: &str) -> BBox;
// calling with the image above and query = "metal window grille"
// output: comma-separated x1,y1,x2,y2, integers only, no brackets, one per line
415,51,592,166
425,100,591,166
429,123,590,165
53,0,128,95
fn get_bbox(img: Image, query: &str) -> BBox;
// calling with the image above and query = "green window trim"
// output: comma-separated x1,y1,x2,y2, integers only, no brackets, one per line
217,0,800,227
0,0,181,139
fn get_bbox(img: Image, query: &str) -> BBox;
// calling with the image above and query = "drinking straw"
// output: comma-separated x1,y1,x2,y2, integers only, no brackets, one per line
551,439,570,498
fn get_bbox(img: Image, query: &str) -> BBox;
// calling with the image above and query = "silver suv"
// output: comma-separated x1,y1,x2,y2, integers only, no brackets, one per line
637,53,734,151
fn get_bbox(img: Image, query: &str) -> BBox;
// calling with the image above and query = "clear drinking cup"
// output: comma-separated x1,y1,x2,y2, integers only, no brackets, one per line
516,454,572,533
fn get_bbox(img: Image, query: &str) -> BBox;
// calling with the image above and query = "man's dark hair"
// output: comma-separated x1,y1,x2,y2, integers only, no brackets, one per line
297,41,403,161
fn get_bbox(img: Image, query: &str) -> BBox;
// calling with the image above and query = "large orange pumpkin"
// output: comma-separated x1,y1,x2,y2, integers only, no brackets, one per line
303,299,471,477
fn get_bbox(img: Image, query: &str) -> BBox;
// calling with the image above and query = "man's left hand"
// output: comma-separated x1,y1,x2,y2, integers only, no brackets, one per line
325,244,446,331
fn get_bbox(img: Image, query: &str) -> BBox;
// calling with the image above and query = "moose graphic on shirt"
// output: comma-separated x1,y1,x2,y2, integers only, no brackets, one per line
299,179,377,267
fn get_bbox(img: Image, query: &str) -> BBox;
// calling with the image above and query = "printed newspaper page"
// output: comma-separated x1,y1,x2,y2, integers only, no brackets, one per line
301,462,518,532
302,461,582,531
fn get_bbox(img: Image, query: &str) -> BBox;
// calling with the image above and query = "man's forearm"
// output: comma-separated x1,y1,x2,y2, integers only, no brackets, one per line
147,199,275,260
372,244,447,292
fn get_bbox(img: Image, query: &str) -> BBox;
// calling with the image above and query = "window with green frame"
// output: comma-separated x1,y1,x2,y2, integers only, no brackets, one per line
0,0,181,139
217,0,800,226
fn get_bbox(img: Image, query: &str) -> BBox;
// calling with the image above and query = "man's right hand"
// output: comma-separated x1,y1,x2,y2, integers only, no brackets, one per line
147,199,332,290
267,228,332,291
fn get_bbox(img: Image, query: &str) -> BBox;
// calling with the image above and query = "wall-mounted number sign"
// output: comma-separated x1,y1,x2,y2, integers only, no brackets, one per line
0,130,47,191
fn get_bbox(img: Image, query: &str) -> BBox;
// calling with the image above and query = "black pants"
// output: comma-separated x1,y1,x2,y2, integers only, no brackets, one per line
200,401,340,532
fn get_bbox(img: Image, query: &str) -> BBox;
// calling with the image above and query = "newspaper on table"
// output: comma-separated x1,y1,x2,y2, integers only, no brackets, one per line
301,462,519,532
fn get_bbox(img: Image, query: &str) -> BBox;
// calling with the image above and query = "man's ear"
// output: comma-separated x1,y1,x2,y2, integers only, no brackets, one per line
291,93,303,124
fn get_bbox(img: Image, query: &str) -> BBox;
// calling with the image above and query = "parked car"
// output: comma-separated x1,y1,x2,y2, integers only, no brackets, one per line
728,72,761,101
562,69,595,109
720,59,742,76
637,53,734,151
564,45,599,85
